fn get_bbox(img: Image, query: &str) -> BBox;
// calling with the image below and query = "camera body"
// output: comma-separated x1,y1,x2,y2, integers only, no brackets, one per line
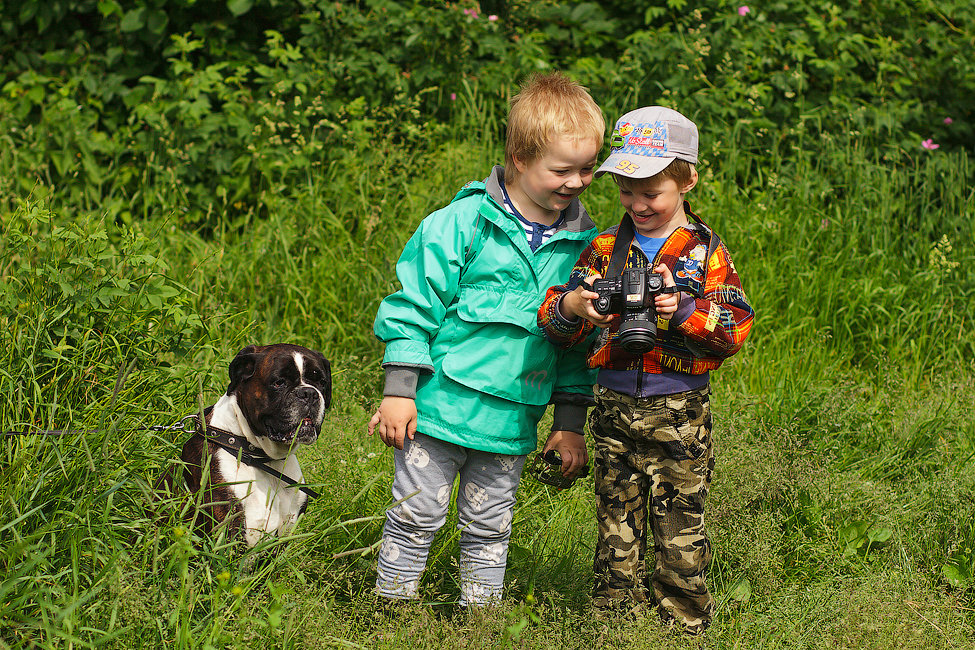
590,268,671,354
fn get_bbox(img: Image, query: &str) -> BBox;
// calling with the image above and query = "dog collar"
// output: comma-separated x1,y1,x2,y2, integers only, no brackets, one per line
193,416,321,499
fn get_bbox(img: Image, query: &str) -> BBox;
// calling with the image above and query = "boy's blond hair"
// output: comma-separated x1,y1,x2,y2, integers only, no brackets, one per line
504,72,604,183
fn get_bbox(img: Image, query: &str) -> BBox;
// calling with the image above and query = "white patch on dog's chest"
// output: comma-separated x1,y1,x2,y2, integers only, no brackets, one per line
215,449,307,546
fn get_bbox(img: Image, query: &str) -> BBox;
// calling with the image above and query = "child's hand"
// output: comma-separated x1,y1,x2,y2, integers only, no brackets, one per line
653,264,683,320
541,430,589,477
558,274,615,328
368,396,417,450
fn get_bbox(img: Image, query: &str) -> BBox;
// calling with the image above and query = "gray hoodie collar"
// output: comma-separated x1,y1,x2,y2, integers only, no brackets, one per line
483,165,596,233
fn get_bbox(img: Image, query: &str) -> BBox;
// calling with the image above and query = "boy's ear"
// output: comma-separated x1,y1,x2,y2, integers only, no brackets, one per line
512,154,529,174
681,167,700,194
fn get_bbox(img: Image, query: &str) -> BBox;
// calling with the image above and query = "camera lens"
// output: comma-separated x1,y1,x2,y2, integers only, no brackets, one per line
617,318,656,354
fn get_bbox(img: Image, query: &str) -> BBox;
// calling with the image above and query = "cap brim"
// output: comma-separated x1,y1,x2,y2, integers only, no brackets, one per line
594,153,676,179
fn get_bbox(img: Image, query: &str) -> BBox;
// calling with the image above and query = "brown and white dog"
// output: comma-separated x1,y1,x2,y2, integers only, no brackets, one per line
172,344,331,547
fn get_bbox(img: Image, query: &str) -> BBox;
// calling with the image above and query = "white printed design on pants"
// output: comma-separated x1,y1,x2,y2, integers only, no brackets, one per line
436,484,451,508
381,539,401,563
405,442,430,468
479,542,506,565
463,482,489,510
461,581,499,606
496,454,516,472
397,499,416,523
500,509,512,533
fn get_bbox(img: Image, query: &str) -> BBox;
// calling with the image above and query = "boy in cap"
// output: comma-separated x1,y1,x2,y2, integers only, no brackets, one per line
537,106,754,634
368,72,603,608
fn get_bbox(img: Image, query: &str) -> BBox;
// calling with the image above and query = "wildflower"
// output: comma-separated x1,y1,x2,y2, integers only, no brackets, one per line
450,92,457,101
488,14,498,21
944,117,953,125
738,6,750,16
921,139,940,150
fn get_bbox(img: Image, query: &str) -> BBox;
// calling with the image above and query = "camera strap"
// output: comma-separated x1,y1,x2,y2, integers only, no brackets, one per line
606,211,721,296
606,214,636,278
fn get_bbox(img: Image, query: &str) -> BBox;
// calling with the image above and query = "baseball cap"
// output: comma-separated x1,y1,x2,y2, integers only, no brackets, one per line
595,106,699,179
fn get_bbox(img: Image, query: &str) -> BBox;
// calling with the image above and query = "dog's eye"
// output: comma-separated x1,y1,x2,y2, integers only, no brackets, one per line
272,377,287,389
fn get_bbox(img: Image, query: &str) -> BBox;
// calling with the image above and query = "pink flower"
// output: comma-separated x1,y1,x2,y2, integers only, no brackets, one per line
450,93,457,101
921,139,940,150
738,6,751,16
944,117,953,125
488,14,498,21
463,8,478,18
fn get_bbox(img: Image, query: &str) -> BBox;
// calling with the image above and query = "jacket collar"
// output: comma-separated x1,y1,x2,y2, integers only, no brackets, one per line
482,165,597,234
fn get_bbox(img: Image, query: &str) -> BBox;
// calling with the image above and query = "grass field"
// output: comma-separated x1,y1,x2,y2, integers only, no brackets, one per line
2,125,974,649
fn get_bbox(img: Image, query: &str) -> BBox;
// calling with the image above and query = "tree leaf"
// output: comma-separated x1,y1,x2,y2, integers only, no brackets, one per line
227,0,253,17
119,8,146,33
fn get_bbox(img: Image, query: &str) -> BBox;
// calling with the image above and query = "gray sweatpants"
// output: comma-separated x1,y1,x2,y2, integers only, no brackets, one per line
376,432,527,606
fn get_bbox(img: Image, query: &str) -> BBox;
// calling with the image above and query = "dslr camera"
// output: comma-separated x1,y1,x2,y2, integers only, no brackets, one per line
587,268,677,354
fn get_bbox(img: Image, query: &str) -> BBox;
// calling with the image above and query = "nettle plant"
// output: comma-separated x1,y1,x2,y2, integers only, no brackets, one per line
0,201,206,424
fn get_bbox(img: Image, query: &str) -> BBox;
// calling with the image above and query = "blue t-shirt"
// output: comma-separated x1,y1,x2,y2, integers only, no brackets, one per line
634,231,666,263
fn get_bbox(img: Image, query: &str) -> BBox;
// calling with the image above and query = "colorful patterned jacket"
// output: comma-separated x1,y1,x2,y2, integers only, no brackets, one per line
537,202,753,376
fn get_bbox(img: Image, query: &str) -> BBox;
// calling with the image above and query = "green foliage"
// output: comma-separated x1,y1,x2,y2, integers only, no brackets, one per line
2,0,973,226
604,0,975,162
2,2,975,647
0,200,213,427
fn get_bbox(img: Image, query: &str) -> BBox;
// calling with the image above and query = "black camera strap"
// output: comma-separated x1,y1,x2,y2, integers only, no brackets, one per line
606,213,636,278
605,209,721,296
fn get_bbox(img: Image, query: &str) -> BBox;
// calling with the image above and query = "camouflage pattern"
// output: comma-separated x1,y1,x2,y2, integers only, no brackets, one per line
589,383,716,635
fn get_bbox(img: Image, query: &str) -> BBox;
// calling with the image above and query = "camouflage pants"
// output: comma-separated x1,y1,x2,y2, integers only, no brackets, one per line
589,383,716,635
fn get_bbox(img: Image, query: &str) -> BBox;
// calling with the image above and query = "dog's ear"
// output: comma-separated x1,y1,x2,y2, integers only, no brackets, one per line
227,345,262,394
309,350,332,409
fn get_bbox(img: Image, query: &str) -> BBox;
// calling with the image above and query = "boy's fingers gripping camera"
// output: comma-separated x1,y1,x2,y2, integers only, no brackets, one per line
587,268,677,354
528,450,590,490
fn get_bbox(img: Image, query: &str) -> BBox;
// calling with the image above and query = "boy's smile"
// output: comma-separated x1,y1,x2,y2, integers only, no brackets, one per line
508,137,602,226
617,170,698,238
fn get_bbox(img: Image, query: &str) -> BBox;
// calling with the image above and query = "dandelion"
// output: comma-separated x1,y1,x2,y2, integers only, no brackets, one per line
921,138,940,150
738,6,750,16
944,117,953,125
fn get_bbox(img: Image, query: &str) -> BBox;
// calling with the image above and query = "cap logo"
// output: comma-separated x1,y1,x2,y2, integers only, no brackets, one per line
618,122,634,137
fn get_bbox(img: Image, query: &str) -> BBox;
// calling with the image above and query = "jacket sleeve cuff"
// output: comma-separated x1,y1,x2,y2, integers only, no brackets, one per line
671,292,697,327
382,365,425,399
552,402,588,434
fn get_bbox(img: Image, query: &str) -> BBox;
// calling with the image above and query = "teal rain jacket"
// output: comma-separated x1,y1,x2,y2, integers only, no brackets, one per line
374,166,599,455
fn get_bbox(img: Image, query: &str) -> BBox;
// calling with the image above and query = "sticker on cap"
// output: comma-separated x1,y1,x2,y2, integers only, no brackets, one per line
613,159,640,174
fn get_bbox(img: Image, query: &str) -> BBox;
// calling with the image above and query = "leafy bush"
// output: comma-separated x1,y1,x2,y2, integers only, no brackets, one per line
3,0,971,227
0,200,211,427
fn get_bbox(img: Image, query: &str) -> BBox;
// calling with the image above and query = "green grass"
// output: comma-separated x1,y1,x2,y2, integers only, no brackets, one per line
2,123,974,648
